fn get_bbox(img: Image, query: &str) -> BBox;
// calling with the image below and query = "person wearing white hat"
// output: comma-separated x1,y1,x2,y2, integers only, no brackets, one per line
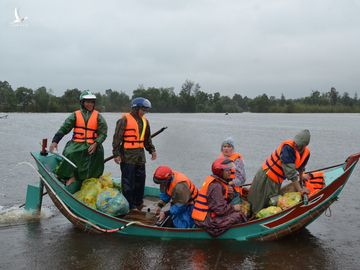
49,90,108,186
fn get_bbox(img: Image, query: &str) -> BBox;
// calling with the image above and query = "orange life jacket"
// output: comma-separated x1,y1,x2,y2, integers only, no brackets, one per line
305,171,325,196
123,113,147,149
218,152,245,194
72,110,98,144
192,176,229,221
218,152,243,161
262,139,310,184
166,171,198,202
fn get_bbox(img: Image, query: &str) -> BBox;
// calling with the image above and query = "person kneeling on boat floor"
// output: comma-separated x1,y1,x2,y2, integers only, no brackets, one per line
192,158,247,237
247,129,311,216
153,166,198,228
49,90,108,186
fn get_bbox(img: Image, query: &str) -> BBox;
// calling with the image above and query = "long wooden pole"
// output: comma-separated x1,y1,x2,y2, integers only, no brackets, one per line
104,126,168,163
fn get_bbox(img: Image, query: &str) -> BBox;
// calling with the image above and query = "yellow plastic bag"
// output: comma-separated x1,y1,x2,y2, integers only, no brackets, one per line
277,192,302,210
256,206,282,219
239,201,251,218
99,173,113,189
74,177,102,208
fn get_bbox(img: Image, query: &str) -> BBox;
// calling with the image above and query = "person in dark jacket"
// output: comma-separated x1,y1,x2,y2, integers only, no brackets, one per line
248,129,311,215
49,90,108,186
112,97,157,211
192,158,247,237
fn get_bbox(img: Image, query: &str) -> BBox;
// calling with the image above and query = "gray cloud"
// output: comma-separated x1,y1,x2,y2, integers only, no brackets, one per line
1,0,360,98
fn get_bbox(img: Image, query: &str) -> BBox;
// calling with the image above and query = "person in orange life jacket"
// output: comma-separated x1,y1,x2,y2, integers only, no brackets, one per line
192,158,247,237
49,90,108,186
219,137,247,204
247,129,311,215
219,137,246,186
153,166,198,228
112,97,157,211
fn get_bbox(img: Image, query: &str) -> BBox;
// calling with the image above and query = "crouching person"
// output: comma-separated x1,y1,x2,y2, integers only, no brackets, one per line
192,158,247,237
153,166,198,228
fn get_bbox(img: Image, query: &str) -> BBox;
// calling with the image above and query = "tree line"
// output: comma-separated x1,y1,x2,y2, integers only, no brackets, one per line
1,80,360,113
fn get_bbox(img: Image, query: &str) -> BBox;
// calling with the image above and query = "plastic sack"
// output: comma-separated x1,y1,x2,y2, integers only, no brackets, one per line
256,206,282,219
98,173,113,189
96,188,129,216
239,201,251,218
277,192,301,210
112,178,122,190
73,178,102,208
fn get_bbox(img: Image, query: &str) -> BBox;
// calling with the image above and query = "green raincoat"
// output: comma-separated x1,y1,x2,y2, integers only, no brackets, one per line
52,108,108,181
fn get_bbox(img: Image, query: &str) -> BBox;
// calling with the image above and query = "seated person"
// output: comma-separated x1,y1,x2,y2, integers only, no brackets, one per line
192,158,247,237
218,137,247,201
153,166,198,228
218,137,246,186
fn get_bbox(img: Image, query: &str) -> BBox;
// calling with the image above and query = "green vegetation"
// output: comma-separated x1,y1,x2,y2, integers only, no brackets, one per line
1,80,359,113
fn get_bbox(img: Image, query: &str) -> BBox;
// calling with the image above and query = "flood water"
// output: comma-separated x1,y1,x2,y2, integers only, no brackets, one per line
1,112,360,269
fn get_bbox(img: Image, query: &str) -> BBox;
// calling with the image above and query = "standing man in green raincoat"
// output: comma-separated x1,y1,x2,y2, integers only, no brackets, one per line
49,90,108,186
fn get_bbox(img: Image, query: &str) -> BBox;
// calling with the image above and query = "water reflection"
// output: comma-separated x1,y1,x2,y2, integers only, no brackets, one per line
0,210,340,270
26,228,333,270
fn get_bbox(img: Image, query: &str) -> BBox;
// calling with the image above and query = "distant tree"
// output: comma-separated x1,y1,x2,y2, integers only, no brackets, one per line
329,87,339,106
33,87,50,112
61,88,81,112
280,93,286,107
232,93,246,111
249,94,270,112
15,87,34,112
0,81,16,111
104,89,130,112
178,80,197,112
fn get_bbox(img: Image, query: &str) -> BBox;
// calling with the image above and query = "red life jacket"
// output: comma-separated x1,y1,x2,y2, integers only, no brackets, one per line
305,171,325,196
166,171,198,202
123,113,147,149
262,139,310,184
191,176,229,221
72,110,98,144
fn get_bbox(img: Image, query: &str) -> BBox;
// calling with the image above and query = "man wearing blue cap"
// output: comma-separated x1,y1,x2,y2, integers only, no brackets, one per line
112,97,157,211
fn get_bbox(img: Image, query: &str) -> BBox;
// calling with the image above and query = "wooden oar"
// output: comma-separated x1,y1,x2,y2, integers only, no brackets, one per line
104,126,168,163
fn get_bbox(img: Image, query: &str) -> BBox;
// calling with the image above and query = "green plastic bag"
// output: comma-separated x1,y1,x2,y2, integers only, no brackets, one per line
96,188,129,216
256,206,282,219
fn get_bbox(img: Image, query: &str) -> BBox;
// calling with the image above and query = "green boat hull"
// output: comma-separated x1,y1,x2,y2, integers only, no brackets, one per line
28,151,360,240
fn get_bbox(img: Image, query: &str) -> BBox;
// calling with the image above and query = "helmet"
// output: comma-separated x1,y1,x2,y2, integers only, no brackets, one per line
153,166,173,184
80,90,96,101
211,158,235,180
131,97,152,109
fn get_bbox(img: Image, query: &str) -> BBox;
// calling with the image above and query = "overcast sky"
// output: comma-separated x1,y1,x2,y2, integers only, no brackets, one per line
1,0,360,98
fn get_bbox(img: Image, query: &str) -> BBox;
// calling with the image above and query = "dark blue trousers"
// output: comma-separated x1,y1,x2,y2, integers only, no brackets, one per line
120,162,146,209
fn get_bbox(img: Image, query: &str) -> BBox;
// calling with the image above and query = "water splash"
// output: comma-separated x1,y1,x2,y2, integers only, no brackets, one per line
13,161,38,172
0,205,55,227
2,162,57,227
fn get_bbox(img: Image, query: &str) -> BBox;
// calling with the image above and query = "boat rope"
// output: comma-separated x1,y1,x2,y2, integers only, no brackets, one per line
24,162,145,233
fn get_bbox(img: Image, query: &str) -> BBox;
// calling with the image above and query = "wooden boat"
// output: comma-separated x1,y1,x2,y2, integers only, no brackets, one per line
25,149,360,241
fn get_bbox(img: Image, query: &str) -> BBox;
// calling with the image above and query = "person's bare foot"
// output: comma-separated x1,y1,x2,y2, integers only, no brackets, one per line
66,177,76,186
